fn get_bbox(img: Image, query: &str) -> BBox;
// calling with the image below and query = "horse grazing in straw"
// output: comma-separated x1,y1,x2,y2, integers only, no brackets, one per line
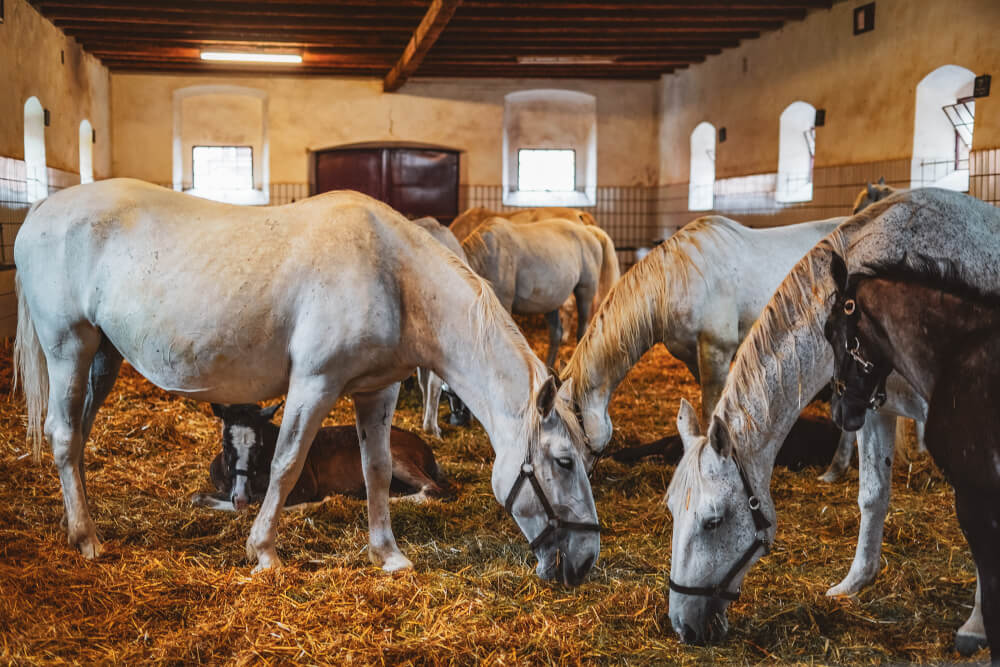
13,179,599,585
409,216,471,437
665,188,996,651
462,216,619,368
560,214,853,466
824,252,1000,660
192,403,448,511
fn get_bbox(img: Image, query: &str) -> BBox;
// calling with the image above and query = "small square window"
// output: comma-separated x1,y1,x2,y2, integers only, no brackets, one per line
192,146,253,192
517,149,576,193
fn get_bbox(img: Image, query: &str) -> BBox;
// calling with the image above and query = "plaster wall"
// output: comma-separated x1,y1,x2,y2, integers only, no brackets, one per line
180,93,265,190
658,0,1000,185
111,74,659,187
0,0,111,178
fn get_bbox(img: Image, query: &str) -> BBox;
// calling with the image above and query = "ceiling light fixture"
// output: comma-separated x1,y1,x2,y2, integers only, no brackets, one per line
516,56,617,65
200,51,302,64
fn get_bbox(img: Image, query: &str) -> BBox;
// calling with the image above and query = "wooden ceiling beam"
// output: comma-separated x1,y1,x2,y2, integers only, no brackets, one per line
383,0,464,92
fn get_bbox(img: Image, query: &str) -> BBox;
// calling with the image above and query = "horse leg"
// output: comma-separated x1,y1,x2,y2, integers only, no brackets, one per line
826,411,894,596
953,492,998,661
77,336,123,505
818,429,856,483
191,492,239,512
543,310,563,369
354,382,413,572
695,331,736,427
914,419,928,454
417,368,443,438
246,374,338,572
956,569,988,656
43,328,102,558
573,285,595,341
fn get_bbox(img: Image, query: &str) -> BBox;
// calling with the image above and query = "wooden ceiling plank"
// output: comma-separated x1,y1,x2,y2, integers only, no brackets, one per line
383,0,464,92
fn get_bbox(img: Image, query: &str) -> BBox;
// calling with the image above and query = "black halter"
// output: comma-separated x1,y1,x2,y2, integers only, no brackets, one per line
833,335,888,411
668,454,772,602
504,456,601,551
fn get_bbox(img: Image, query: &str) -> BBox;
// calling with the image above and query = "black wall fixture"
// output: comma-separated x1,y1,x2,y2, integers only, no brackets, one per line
718,127,727,143
853,3,875,35
974,74,991,98
814,109,826,127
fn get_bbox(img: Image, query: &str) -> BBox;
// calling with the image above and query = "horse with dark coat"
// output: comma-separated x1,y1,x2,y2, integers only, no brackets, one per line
825,252,1000,662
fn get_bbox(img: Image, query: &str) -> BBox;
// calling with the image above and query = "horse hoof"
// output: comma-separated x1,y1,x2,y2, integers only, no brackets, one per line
77,537,103,560
954,633,988,657
825,582,860,598
817,470,842,483
380,553,414,573
252,553,282,573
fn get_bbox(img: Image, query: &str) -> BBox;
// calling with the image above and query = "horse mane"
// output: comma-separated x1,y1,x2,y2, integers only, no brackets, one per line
445,224,586,453
564,215,744,398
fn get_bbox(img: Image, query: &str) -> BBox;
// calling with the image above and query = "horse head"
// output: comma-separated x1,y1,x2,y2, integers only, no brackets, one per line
823,253,893,431
210,402,282,510
666,399,776,644
573,388,613,473
494,374,600,587
851,176,895,214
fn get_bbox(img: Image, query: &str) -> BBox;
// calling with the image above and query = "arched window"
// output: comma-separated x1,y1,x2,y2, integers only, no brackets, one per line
79,120,94,185
776,101,816,203
911,65,976,191
23,97,47,202
502,89,597,207
688,122,716,211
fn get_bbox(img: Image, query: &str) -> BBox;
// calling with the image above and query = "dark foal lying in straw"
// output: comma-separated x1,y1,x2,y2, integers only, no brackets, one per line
191,403,450,511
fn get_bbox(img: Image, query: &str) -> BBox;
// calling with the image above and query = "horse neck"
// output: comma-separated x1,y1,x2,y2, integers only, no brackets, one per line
713,253,839,490
563,244,675,412
408,257,541,456
859,278,1000,399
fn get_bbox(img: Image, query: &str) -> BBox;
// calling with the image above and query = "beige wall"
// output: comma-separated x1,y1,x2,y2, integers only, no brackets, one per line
111,74,660,187
658,0,1000,184
180,93,265,189
0,0,111,177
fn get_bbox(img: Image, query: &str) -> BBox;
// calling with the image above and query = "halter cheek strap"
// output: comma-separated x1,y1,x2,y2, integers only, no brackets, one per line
668,455,772,602
504,461,601,551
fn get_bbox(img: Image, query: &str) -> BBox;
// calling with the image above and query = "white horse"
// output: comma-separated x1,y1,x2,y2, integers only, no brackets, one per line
13,179,600,585
665,188,996,650
562,214,849,458
409,216,469,438
449,206,597,244
461,216,620,368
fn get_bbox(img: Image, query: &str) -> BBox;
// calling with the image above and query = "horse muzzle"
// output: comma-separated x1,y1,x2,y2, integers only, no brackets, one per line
669,597,730,645
535,542,598,587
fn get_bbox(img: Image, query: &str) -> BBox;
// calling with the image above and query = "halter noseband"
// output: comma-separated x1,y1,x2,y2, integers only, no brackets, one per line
668,454,772,602
504,456,601,551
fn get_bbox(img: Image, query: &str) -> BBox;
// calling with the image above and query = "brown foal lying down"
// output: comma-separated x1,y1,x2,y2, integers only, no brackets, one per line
192,403,450,511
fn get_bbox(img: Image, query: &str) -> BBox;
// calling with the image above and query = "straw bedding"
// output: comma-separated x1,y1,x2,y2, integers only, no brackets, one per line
0,318,984,664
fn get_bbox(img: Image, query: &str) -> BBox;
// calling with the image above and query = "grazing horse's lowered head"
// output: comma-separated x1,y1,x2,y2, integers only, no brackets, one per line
665,399,777,644
824,253,893,431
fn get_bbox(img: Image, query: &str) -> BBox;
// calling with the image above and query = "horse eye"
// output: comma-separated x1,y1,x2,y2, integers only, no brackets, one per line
555,456,574,470
703,517,723,531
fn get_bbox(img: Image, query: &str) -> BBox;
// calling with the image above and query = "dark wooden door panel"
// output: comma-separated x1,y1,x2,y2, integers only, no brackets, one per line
313,149,383,200
310,144,459,223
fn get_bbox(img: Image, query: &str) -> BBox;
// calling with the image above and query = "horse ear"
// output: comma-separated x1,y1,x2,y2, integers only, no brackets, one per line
548,368,563,389
676,398,702,451
708,415,734,457
210,403,226,418
259,401,283,422
536,375,558,420
830,252,849,293
866,182,876,198
878,176,885,185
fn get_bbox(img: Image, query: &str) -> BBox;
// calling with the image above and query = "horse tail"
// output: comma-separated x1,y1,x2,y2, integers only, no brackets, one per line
13,273,49,462
593,227,621,309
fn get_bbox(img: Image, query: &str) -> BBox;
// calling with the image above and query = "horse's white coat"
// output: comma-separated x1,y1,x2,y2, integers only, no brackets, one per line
563,214,846,460
462,216,619,367
13,179,599,582
666,188,998,645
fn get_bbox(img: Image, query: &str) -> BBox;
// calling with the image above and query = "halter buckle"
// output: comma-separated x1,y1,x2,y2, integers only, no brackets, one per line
747,496,760,511
521,463,534,474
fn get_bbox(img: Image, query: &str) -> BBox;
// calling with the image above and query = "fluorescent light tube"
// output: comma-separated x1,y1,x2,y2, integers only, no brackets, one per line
201,51,302,64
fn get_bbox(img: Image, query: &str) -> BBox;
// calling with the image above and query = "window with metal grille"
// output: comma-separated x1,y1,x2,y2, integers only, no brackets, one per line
943,96,975,170
517,149,576,193
192,146,253,192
